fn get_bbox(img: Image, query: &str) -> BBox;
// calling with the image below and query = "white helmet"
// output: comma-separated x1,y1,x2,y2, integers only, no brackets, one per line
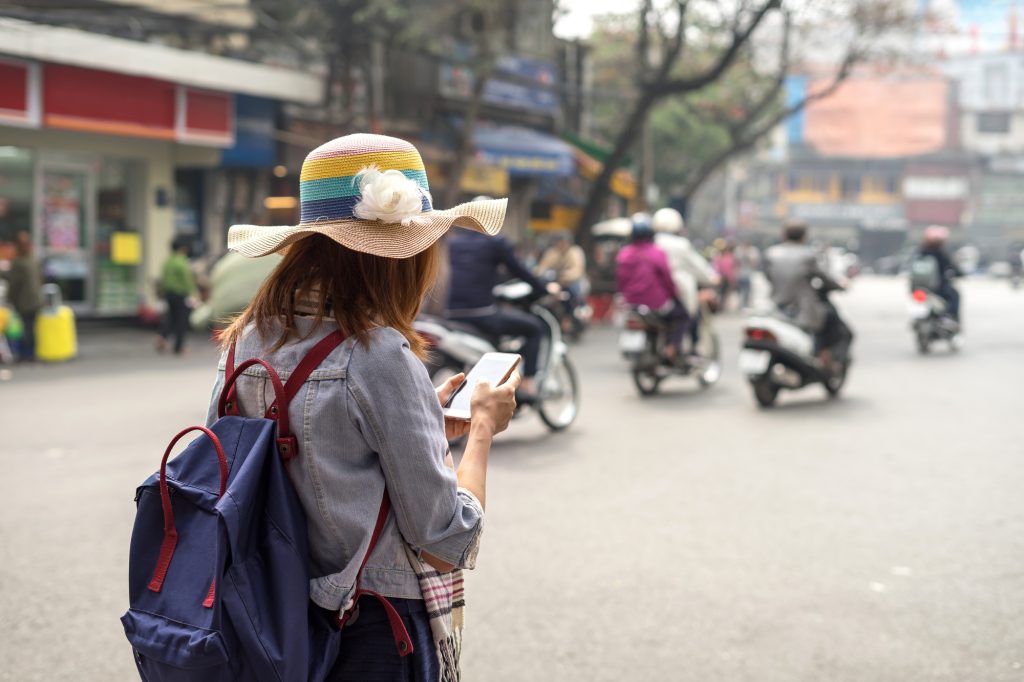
652,207,684,234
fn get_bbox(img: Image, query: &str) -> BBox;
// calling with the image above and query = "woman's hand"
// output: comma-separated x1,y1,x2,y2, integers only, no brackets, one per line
470,371,521,436
436,373,471,440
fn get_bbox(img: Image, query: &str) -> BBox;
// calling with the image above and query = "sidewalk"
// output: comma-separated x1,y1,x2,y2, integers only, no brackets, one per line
1,322,221,384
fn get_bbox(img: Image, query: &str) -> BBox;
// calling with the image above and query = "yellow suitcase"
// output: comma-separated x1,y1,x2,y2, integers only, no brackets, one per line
36,304,77,362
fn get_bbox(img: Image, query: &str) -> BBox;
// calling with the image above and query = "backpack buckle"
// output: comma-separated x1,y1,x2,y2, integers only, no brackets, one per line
277,435,299,460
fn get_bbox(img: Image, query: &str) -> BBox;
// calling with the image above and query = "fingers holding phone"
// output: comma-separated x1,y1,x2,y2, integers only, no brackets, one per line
471,370,520,436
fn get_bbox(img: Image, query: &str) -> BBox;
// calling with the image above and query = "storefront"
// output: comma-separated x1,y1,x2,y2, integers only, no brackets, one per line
0,19,321,316
471,124,576,241
0,59,228,315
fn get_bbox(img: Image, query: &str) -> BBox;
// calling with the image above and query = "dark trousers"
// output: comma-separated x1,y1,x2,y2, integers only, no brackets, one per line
451,308,545,377
160,293,189,354
660,300,690,352
17,310,36,361
326,597,438,682
938,284,960,322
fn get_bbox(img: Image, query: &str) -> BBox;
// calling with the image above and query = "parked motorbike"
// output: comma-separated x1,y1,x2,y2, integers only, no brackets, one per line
908,288,962,354
618,301,721,396
739,282,850,407
415,281,580,431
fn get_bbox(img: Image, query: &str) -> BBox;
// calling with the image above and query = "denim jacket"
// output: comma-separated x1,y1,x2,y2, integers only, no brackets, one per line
205,317,483,610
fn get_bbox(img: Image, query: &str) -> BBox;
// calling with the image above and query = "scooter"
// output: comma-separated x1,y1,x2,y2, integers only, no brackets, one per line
618,300,721,396
538,270,592,342
739,284,851,408
908,288,963,354
414,281,580,432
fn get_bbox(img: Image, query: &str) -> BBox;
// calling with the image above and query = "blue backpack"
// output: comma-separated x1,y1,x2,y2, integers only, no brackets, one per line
121,331,411,680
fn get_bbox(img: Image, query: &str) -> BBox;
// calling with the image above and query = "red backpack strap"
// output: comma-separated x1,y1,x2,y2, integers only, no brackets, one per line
338,491,414,657
223,342,239,415
270,330,347,459
282,330,348,403
219,330,347,458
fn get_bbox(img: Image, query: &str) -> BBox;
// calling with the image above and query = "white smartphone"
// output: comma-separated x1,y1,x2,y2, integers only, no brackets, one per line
442,352,521,421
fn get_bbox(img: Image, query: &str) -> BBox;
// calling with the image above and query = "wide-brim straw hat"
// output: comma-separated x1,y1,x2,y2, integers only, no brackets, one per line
228,133,506,259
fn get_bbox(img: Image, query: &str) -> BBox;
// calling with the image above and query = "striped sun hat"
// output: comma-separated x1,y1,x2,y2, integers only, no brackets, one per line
228,133,506,259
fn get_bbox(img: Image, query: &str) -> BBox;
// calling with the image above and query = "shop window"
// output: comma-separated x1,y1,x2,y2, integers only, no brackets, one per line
0,146,33,262
95,158,143,313
840,175,861,199
977,112,1011,134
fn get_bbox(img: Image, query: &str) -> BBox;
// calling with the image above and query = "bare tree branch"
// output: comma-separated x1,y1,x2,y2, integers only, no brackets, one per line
637,0,653,81
650,0,780,97
653,0,689,83
681,44,862,197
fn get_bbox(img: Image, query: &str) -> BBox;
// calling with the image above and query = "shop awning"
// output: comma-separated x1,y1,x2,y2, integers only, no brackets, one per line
473,125,575,178
562,132,638,201
573,148,638,201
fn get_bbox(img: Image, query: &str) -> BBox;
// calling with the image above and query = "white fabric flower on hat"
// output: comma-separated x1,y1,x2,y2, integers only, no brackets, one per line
353,165,429,226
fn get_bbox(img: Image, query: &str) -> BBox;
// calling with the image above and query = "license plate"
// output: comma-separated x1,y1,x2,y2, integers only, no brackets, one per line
618,330,647,353
739,349,771,375
907,302,930,319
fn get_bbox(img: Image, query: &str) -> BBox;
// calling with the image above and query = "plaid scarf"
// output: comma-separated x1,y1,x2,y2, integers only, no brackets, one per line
403,546,465,682
403,486,482,682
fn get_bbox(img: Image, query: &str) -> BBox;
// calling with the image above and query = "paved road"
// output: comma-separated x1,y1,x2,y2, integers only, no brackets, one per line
2,276,1022,681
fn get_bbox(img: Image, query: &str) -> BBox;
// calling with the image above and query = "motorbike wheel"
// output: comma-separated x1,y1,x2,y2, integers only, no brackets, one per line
825,363,847,397
915,332,931,355
752,379,779,408
537,355,580,431
632,365,663,396
696,333,722,388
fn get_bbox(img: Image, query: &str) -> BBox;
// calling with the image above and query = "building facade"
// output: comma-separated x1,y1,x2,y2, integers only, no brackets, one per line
0,13,319,316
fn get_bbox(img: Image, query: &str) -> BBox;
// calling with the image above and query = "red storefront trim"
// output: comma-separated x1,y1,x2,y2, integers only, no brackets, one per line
0,57,41,127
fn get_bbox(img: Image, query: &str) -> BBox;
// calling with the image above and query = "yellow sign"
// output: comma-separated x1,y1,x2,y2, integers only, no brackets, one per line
529,205,582,233
111,231,141,265
460,162,509,196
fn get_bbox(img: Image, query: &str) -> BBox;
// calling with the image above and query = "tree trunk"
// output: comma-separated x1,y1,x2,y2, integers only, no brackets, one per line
575,91,654,255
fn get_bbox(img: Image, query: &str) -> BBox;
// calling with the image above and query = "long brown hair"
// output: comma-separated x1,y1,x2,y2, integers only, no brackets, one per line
221,234,439,358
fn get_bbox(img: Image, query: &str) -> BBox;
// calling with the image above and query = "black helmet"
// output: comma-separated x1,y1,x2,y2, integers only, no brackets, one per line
631,212,654,241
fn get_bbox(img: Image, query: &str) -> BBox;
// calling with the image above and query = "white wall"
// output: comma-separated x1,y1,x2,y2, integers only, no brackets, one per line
0,126,219,304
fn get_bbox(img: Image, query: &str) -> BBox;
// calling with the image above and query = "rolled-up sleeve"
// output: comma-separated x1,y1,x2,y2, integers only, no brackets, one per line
349,330,484,568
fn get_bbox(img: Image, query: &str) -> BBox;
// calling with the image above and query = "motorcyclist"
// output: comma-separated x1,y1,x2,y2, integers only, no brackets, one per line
652,207,719,350
616,212,688,360
446,198,555,399
764,220,852,369
913,224,962,324
536,231,587,332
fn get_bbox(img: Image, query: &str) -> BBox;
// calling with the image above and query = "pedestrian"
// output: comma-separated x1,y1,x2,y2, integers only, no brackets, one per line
713,241,738,310
218,133,518,681
3,230,43,362
735,241,761,309
155,235,196,355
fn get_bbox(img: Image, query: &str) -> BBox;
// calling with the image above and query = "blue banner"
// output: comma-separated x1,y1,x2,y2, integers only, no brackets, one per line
221,95,276,168
784,75,808,144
